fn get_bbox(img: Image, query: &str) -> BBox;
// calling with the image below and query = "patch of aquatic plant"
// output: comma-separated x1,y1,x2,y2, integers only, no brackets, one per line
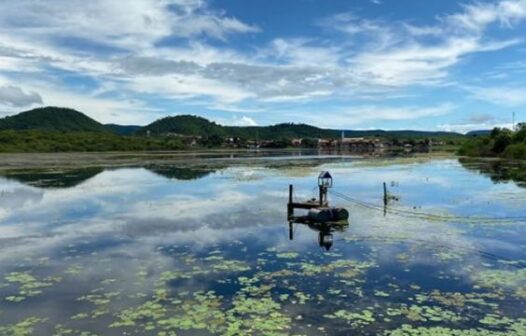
0,317,47,336
299,259,375,277
416,290,501,309
479,313,513,326
472,268,526,289
3,271,61,302
432,249,465,262
53,324,99,336
324,309,375,327
384,318,526,336
160,291,226,333
276,252,299,259
110,300,166,328
64,265,84,276
111,290,225,333
386,304,462,323
211,259,250,273
77,290,120,318
224,295,291,335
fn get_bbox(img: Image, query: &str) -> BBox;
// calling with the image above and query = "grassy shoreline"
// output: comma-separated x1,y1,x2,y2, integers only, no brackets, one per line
0,150,459,171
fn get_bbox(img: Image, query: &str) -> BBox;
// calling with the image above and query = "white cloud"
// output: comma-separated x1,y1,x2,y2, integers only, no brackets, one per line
438,122,513,133
213,115,258,126
0,0,525,126
0,0,258,50
281,103,455,128
464,85,526,106
128,74,255,104
0,85,42,108
445,0,526,33
343,103,455,125
30,85,161,124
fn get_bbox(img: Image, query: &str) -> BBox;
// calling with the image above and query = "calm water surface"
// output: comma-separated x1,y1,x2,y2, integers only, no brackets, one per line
0,156,525,335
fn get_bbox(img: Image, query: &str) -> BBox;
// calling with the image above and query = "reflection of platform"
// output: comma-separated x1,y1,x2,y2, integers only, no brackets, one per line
288,219,349,251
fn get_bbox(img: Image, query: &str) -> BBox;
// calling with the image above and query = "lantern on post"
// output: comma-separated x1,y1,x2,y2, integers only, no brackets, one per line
318,171,332,206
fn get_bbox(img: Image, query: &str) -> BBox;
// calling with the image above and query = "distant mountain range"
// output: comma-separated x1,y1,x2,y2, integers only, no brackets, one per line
0,106,467,139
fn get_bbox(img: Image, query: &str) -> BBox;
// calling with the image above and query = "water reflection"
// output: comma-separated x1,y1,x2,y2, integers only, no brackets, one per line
0,157,525,335
459,157,526,188
0,166,217,189
289,221,349,250
145,166,217,180
0,167,103,188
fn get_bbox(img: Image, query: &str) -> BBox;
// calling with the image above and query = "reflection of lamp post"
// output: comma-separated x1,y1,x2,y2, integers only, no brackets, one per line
318,171,333,207
318,231,334,251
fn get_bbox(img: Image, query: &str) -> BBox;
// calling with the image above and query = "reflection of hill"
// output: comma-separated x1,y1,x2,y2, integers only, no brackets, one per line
459,158,526,187
1,167,104,188
146,166,215,180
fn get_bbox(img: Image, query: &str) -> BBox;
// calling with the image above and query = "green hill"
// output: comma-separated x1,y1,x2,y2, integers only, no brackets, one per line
0,107,464,140
226,123,336,139
0,107,109,133
139,115,461,140
139,115,337,139
139,115,223,136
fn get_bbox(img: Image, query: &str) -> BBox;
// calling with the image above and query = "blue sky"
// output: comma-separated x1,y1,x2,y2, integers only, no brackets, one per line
0,0,525,132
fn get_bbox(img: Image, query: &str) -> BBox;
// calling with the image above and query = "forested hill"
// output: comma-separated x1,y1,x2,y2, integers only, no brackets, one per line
140,115,461,139
139,115,337,139
139,115,224,136
0,107,109,133
0,107,462,139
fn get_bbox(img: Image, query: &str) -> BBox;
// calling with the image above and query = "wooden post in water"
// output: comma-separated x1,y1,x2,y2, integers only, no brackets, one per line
288,184,294,219
383,182,388,206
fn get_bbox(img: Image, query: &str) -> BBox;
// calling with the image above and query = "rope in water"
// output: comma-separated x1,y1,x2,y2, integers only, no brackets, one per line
330,190,526,224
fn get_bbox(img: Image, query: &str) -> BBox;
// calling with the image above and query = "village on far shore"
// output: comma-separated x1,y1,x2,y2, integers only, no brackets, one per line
156,131,448,151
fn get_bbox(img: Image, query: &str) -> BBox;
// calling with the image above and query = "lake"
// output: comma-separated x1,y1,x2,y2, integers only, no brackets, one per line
0,154,525,335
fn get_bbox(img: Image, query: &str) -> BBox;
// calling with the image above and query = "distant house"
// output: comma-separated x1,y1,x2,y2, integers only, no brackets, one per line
291,138,303,146
318,139,332,147
340,137,383,151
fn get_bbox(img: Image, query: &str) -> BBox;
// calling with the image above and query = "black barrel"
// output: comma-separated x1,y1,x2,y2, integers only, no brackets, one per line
308,207,349,222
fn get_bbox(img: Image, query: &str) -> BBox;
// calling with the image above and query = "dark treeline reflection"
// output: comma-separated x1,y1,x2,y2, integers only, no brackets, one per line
0,167,104,188
146,166,216,181
459,158,526,187
0,166,217,189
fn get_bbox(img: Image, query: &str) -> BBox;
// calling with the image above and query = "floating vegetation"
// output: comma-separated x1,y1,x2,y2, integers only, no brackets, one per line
384,318,526,336
299,259,375,277
54,324,99,336
325,309,375,327
77,291,120,318
64,265,84,276
386,304,462,323
110,300,166,328
225,295,291,335
1,159,526,334
0,317,47,336
212,259,251,273
472,269,526,289
3,272,61,302
276,252,299,259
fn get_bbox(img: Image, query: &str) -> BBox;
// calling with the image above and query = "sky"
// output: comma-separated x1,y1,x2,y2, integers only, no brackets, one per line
0,0,525,132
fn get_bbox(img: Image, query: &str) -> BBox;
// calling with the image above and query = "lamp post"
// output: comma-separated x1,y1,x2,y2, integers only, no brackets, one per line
318,171,333,207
